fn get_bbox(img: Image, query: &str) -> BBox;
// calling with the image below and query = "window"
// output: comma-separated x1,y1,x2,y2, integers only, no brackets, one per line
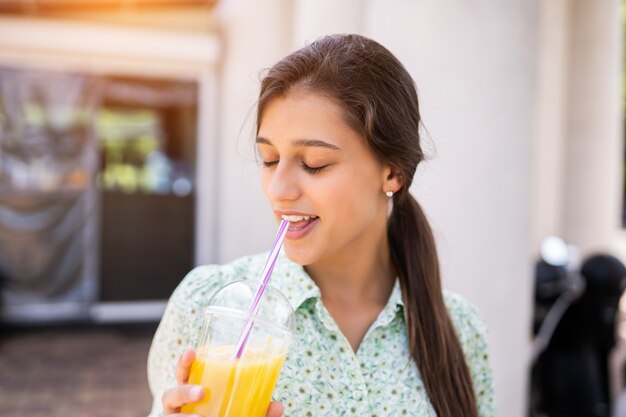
0,67,199,313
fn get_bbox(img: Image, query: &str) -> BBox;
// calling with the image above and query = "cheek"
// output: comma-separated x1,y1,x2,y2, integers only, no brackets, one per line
319,168,381,220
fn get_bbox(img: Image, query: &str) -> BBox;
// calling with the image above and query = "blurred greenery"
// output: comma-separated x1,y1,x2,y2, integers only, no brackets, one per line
96,108,164,194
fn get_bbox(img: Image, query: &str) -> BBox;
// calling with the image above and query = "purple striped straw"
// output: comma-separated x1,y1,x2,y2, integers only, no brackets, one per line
233,219,290,360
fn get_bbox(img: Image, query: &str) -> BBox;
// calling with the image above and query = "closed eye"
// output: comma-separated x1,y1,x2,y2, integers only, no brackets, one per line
301,162,328,174
261,160,328,174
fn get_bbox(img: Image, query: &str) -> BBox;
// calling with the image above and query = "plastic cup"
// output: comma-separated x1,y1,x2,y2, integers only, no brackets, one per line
181,279,296,417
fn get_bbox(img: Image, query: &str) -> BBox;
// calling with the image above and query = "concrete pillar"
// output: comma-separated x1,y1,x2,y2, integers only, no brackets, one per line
530,0,570,253
563,0,623,254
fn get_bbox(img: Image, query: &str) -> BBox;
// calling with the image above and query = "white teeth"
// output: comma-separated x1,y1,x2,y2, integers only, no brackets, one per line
281,214,317,222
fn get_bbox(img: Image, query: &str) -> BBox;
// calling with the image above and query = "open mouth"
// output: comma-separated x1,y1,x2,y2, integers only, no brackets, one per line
281,214,319,230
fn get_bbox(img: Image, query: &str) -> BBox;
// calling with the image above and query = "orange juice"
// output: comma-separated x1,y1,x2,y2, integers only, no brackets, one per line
181,345,286,417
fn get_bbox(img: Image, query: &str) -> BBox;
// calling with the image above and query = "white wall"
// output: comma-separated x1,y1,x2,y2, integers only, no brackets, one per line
292,0,363,47
364,2,536,416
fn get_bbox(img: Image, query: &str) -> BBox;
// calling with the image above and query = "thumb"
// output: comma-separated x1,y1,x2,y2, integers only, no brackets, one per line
266,401,284,417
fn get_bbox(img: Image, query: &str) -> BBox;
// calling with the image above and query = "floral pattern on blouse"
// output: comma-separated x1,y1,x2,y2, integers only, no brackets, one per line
147,253,496,417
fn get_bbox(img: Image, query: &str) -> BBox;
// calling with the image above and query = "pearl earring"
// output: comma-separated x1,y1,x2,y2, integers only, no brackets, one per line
386,190,394,198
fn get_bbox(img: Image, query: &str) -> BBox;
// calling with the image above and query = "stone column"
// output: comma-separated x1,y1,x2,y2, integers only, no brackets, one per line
563,0,623,254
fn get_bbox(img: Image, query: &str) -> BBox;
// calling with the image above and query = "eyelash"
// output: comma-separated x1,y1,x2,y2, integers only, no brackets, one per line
262,160,327,174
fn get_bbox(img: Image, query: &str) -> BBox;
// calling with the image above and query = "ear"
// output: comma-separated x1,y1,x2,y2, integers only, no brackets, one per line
382,164,404,193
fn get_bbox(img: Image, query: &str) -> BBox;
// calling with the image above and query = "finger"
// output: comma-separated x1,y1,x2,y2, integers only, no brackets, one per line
176,348,196,385
162,384,205,414
266,401,284,417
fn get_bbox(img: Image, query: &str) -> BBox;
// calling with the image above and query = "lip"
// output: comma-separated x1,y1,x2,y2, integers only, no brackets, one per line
273,209,319,240
274,209,317,217
285,217,319,240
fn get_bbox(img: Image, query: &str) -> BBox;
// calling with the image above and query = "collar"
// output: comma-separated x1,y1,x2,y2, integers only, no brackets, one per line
270,253,321,310
376,278,405,327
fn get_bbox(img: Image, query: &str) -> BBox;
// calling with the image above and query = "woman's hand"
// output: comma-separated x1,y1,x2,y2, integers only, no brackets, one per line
161,348,284,417
161,348,204,416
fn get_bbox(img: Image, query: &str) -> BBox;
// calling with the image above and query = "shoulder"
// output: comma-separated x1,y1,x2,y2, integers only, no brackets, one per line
442,290,490,356
443,290,496,416
169,253,269,311
443,290,487,332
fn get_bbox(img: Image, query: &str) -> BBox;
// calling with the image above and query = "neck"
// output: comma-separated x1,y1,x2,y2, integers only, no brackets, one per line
305,226,395,307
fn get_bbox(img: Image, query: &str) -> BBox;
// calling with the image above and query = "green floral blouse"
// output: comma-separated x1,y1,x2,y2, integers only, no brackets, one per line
147,253,496,417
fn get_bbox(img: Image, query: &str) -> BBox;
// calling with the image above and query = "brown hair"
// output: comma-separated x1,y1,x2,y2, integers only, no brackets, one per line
256,34,478,417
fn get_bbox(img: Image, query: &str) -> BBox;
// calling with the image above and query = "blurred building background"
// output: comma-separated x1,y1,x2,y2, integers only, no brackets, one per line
0,1,623,417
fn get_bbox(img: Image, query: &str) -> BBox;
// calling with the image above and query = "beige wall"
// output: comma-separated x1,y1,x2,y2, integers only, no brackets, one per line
563,0,623,256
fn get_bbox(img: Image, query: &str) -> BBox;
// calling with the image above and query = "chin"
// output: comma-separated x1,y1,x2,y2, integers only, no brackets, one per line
283,244,317,266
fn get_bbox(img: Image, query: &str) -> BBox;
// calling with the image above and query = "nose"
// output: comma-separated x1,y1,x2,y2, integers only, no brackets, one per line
265,161,301,202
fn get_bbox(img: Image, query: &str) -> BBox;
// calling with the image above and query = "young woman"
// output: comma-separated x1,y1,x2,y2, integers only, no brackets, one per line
148,34,495,417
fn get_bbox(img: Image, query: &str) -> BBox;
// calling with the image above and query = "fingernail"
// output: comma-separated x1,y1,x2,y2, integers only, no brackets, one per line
191,386,204,400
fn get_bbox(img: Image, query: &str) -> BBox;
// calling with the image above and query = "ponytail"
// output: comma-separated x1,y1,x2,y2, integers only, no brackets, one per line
388,192,478,417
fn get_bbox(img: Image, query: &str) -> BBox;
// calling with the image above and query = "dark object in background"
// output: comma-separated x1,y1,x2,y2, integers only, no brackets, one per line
0,264,5,331
99,190,194,301
530,253,626,417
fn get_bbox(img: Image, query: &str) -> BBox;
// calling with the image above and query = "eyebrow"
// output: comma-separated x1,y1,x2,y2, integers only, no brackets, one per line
256,136,340,150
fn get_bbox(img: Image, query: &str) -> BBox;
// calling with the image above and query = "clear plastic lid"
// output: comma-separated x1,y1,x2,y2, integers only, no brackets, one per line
206,279,295,331
202,279,296,341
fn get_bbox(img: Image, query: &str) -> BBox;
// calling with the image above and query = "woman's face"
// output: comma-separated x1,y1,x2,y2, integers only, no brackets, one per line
257,91,396,266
